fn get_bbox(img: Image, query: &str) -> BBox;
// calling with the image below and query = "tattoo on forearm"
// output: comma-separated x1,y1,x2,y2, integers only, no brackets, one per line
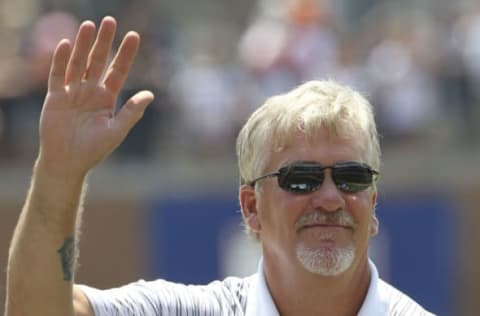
57,236,76,281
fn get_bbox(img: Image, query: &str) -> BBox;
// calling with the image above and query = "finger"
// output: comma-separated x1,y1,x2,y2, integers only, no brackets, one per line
103,31,140,95
48,39,71,92
84,16,117,82
65,20,96,84
112,90,154,140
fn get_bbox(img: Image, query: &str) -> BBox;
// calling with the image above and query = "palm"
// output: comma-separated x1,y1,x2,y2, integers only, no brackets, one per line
38,17,153,177
41,85,116,168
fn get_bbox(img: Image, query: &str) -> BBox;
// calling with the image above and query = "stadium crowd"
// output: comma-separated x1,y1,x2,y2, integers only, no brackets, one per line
0,0,479,164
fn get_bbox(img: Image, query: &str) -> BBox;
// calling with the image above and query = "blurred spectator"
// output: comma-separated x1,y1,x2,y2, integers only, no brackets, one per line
169,51,237,158
238,6,295,106
434,4,478,146
114,1,178,161
0,11,79,162
454,6,480,144
237,0,338,117
283,0,339,81
366,30,438,144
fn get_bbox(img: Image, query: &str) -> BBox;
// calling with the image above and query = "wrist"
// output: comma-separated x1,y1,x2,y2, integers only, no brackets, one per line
28,159,88,233
32,156,88,208
35,154,89,185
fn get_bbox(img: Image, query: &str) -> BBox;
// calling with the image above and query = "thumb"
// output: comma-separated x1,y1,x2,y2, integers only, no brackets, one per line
113,90,154,140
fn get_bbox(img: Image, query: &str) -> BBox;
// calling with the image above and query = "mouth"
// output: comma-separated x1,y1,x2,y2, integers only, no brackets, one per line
300,223,352,231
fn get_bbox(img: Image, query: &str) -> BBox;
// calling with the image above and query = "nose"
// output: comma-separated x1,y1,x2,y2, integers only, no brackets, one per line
310,170,345,212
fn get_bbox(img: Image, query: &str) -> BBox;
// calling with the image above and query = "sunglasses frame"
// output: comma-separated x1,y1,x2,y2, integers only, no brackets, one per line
248,161,379,194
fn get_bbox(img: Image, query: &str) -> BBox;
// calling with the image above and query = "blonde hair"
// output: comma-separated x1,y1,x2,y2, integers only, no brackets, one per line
236,80,381,238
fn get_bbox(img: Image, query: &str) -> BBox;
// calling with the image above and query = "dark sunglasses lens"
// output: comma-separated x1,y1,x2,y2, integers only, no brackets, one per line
333,165,373,192
278,166,323,193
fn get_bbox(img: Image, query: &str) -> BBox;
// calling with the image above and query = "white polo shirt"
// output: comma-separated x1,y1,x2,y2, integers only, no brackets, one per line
244,259,435,316
79,259,435,315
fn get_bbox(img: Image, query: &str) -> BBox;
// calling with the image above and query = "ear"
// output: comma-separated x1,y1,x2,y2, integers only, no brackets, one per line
239,185,261,232
369,191,379,236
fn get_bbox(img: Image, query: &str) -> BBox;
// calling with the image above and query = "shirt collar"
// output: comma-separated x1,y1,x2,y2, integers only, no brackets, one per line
357,259,389,315
245,257,279,316
245,258,387,316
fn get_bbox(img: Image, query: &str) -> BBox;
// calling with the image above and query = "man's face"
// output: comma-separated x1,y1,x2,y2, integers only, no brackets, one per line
241,128,378,276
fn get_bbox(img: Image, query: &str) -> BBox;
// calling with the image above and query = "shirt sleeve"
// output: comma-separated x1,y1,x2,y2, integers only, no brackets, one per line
76,277,250,316
378,279,437,316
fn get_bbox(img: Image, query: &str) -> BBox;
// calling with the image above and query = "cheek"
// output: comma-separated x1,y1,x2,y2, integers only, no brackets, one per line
344,192,375,226
257,187,307,233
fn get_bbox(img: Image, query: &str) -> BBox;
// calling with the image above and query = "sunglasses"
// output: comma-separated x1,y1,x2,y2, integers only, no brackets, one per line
249,161,379,194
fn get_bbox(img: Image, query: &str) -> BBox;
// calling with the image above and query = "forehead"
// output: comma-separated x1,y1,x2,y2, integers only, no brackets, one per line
267,129,366,170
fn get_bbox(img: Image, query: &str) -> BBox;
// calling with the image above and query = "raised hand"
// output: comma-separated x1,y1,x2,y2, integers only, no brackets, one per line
38,16,154,178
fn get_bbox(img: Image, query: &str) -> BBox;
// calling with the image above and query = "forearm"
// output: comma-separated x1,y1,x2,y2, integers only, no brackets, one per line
5,160,87,316
4,15,152,316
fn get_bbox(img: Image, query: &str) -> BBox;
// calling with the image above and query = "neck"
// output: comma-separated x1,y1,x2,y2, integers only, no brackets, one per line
263,254,371,316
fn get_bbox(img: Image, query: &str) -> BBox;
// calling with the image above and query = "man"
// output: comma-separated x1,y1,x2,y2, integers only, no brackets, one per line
5,17,434,316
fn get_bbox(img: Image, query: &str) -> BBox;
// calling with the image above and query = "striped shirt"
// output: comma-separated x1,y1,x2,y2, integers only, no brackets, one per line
79,259,435,315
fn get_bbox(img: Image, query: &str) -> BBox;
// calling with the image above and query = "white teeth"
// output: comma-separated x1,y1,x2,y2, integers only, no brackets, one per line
316,232,334,240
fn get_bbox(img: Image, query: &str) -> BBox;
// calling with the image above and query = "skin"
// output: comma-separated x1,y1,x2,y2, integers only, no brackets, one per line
5,16,153,316
240,130,379,316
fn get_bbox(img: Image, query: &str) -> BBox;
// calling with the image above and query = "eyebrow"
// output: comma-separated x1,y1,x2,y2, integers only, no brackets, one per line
281,160,359,168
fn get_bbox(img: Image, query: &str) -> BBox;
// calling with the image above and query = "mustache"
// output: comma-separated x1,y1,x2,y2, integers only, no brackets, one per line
295,210,356,230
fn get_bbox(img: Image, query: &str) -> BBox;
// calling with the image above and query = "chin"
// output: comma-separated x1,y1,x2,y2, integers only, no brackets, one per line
295,243,355,276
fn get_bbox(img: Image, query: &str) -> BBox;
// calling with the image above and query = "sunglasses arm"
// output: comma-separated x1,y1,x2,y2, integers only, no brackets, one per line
248,172,280,187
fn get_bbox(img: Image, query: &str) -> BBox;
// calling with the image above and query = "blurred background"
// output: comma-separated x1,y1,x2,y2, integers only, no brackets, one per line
0,0,479,314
